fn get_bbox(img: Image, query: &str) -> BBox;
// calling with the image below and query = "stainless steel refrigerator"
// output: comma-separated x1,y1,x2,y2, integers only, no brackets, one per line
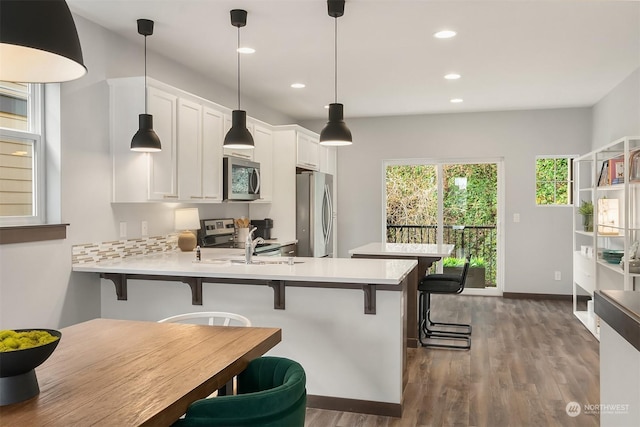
296,171,334,257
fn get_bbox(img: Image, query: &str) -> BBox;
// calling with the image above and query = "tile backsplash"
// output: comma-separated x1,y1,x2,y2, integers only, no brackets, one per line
72,234,177,264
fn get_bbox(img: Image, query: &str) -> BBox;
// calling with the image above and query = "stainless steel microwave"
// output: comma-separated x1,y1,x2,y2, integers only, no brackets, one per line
223,156,261,201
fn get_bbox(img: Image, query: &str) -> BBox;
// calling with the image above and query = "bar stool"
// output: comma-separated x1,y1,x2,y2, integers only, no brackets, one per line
418,254,472,349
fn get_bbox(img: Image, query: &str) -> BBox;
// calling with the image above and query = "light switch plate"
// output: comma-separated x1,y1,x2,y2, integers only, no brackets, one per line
141,220,148,237
119,222,127,238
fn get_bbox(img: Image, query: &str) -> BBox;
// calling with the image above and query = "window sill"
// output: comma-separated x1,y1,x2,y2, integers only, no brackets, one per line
0,223,69,244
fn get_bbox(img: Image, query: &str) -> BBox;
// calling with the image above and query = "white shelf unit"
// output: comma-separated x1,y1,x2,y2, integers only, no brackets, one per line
572,136,640,339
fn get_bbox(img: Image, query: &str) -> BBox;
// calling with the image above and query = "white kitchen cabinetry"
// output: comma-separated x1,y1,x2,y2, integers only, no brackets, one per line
177,97,202,201
147,87,179,201
572,136,640,338
201,106,224,201
223,114,255,160
296,132,319,171
252,123,273,202
177,100,225,202
319,144,337,176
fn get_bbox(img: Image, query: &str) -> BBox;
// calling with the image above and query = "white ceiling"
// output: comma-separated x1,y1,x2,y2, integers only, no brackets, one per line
67,0,640,121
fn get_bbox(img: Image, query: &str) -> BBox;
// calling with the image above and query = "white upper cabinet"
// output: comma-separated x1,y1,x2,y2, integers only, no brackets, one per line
296,132,319,171
252,123,273,202
177,97,203,201
201,106,224,201
223,114,255,160
147,87,178,201
319,144,337,176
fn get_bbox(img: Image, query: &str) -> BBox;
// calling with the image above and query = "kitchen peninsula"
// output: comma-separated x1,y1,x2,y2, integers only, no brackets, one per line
72,249,418,416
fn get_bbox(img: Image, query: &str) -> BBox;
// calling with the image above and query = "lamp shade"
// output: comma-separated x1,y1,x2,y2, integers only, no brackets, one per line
0,0,87,83
319,103,352,146
223,110,254,149
131,114,162,152
175,208,200,231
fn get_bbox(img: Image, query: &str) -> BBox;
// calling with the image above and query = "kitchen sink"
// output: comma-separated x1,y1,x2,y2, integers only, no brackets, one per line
229,259,304,265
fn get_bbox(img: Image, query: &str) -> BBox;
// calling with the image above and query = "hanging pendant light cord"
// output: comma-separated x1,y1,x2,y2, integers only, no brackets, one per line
334,17,338,103
144,35,148,114
237,26,241,110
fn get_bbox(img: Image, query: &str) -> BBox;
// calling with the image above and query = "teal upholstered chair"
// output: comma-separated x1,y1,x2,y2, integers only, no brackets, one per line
173,357,306,427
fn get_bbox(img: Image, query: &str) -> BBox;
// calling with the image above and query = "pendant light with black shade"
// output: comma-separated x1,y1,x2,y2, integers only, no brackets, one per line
223,9,254,150
131,19,161,152
320,0,352,146
0,0,86,83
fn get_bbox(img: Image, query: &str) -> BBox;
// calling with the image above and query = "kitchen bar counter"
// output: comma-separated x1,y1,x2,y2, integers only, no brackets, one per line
349,242,455,347
72,250,418,416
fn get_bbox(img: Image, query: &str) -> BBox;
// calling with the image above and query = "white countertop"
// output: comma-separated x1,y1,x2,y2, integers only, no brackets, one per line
349,242,455,258
72,248,417,286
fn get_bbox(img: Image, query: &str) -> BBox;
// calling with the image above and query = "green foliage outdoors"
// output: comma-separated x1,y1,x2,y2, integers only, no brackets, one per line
536,158,571,205
442,257,487,268
386,163,497,286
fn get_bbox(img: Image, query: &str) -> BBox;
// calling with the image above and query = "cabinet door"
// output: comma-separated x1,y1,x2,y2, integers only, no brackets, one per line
223,114,255,160
296,132,319,170
177,98,203,201
253,124,273,202
202,106,224,201
147,87,178,200
319,145,337,176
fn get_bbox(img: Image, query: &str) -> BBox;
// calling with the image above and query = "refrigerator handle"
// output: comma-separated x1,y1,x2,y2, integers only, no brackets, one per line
324,183,333,246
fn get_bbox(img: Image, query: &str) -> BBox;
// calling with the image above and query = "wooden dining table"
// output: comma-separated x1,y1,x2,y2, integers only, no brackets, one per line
0,318,281,426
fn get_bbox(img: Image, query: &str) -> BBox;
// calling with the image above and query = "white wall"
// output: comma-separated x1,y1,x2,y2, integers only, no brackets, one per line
592,67,640,149
302,108,592,294
0,15,295,329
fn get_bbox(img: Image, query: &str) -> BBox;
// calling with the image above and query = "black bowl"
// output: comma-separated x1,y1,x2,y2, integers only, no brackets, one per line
0,329,61,406
0,329,61,377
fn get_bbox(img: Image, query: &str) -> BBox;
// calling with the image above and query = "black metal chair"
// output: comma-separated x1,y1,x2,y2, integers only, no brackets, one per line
418,254,472,349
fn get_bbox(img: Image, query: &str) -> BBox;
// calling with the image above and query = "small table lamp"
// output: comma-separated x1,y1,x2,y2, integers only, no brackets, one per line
175,208,200,251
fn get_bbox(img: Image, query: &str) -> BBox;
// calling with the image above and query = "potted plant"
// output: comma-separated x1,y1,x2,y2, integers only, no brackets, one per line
442,256,487,288
578,200,594,232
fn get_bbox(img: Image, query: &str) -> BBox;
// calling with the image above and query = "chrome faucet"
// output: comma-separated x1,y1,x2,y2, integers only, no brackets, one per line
244,228,265,264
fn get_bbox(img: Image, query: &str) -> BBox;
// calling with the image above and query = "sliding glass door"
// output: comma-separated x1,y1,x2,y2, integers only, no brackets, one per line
384,158,503,293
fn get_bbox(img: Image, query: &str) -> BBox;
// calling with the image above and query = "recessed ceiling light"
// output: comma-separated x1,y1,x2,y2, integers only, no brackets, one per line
444,73,461,80
450,98,464,103
434,30,457,39
237,47,255,54
291,83,306,89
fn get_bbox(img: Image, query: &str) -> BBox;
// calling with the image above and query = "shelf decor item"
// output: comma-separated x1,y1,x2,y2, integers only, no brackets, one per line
597,198,619,235
608,156,625,185
578,200,594,232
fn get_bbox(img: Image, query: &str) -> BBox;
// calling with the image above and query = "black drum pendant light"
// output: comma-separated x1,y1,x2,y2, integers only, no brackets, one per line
320,0,352,146
223,9,254,150
131,19,161,152
0,0,87,82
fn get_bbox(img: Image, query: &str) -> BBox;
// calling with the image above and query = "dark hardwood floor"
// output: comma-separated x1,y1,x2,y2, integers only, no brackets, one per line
305,295,600,427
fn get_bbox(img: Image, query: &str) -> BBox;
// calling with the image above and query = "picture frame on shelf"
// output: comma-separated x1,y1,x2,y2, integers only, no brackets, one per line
608,156,624,185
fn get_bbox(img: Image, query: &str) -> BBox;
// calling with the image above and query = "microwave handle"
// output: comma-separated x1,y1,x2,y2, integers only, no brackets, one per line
250,168,261,194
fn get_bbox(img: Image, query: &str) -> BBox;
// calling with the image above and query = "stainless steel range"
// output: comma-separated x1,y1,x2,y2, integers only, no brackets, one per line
199,218,236,248
199,218,281,255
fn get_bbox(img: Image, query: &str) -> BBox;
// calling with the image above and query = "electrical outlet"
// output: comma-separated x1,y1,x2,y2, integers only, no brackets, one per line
119,222,127,238
513,213,520,223
554,271,561,281
141,220,148,237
